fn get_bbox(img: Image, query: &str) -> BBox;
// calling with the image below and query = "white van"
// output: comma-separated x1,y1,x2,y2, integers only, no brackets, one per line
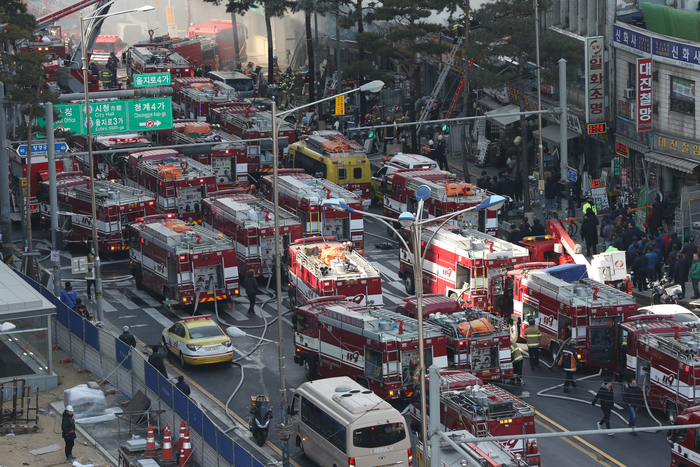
637,304,700,325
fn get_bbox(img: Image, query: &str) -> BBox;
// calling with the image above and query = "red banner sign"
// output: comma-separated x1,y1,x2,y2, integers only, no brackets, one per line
637,58,653,132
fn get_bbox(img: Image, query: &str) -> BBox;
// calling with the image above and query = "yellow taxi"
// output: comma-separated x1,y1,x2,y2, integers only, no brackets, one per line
161,315,233,366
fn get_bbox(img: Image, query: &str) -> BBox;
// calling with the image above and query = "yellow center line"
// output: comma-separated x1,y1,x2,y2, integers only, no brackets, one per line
536,419,614,467
536,411,627,467
133,336,301,467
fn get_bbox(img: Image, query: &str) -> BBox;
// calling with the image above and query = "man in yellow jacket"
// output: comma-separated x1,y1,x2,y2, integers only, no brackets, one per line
524,321,542,370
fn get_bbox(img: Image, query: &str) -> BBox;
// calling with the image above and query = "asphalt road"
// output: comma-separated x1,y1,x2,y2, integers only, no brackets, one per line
39,204,672,467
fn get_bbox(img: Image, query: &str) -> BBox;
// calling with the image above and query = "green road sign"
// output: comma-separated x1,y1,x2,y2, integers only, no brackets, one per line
133,72,172,88
37,97,173,136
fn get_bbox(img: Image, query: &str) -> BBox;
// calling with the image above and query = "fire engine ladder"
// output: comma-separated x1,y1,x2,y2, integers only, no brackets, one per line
441,58,474,126
416,38,462,134
484,384,534,415
33,0,105,31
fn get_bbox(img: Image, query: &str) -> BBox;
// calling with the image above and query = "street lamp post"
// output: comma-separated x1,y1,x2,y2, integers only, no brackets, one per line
269,78,384,467
323,191,505,467
79,4,153,322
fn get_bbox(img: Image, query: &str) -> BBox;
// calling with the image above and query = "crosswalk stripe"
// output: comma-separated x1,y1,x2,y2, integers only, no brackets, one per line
382,294,405,305
132,289,162,307
101,300,117,313
105,289,140,310
374,262,399,280
141,307,174,328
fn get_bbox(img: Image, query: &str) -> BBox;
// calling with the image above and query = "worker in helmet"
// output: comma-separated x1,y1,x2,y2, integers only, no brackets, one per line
371,105,382,126
278,79,288,109
429,101,440,121
88,61,100,84
299,116,310,136
364,113,372,127
246,61,254,75
236,61,243,72
394,107,406,125
423,139,435,160
435,134,448,170
100,66,113,89
383,116,396,155
193,60,203,77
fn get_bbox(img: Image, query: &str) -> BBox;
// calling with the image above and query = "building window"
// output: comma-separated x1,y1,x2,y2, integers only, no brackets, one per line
670,76,695,115
628,62,636,89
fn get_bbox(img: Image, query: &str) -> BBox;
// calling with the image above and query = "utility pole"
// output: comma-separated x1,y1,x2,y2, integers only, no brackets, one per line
535,0,545,219
231,11,241,64
335,6,341,96
0,82,13,265
559,59,568,180
461,1,472,183
45,103,61,297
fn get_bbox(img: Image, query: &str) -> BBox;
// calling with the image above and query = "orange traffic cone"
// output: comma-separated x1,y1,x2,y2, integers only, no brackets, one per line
160,423,176,465
179,428,193,467
143,424,158,458
177,420,186,457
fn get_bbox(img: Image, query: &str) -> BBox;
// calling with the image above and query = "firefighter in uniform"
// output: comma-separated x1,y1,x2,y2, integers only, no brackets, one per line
193,61,203,77
371,106,382,126
524,321,542,370
278,79,288,110
511,343,523,386
383,117,395,154
559,344,578,393
246,61,255,76
100,67,113,89
582,197,597,216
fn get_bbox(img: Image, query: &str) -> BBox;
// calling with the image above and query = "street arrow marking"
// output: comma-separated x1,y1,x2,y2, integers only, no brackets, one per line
119,315,137,319
127,324,149,328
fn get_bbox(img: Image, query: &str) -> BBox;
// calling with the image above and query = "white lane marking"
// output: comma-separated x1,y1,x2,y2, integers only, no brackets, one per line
131,289,162,307
105,289,140,310
374,261,399,280
141,307,175,329
102,301,117,313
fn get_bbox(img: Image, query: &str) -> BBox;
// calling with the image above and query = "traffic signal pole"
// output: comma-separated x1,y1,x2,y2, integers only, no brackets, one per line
0,82,13,265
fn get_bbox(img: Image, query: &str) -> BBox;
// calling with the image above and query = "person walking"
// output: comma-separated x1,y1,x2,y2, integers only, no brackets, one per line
581,211,599,256
85,253,95,299
559,344,578,393
434,135,448,171
691,253,700,299
510,343,523,386
675,252,689,298
645,244,658,283
582,197,597,216
119,326,136,347
544,177,557,217
682,237,697,278
175,375,191,396
623,379,643,435
592,378,615,435
62,405,77,461
148,345,168,377
601,217,615,249
645,204,662,235
513,172,524,204
524,321,542,370
60,282,79,309
242,269,260,316
632,250,648,292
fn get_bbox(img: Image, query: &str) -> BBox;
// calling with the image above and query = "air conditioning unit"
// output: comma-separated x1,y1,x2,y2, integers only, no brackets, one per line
624,88,635,99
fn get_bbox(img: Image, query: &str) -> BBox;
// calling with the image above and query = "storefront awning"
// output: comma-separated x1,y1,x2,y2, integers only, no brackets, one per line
645,152,700,174
477,96,504,111
485,104,521,127
533,124,580,145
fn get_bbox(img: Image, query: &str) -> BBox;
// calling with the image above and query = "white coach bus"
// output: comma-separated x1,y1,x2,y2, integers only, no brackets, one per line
289,376,412,467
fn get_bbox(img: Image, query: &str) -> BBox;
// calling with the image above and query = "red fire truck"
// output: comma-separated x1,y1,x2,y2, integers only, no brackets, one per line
396,294,462,319
409,370,539,465
38,175,157,252
209,106,297,174
398,225,531,311
187,19,247,67
620,316,700,422
136,35,217,72
171,78,242,121
72,133,152,180
397,298,514,382
201,194,303,278
384,169,500,235
124,149,217,222
292,296,448,400
128,216,240,306
287,237,382,309
669,406,700,466
8,145,80,220
126,47,192,81
259,170,365,249
507,263,637,369
164,120,248,189
92,35,128,65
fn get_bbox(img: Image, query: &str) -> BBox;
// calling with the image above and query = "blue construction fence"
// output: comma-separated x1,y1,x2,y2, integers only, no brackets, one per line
16,270,265,467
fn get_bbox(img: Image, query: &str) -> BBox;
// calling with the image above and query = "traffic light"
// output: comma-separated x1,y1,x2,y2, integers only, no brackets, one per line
422,123,436,136
348,129,360,142
359,129,370,140
442,123,450,134
368,130,377,140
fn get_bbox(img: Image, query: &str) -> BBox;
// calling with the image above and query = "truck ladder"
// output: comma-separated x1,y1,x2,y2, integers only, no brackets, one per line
416,38,462,134
442,58,473,124
34,0,104,31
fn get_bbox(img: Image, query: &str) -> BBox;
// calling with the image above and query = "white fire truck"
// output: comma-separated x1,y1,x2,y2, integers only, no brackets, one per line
8,144,80,220
384,169,500,235
171,77,241,121
421,306,515,382
201,193,303,278
126,46,192,80
620,316,700,422
409,370,539,465
165,121,248,189
124,149,217,222
72,133,152,180
128,216,239,306
398,225,531,312
209,105,297,174
506,263,637,370
39,175,158,253
259,170,365,249
292,296,448,400
287,237,382,309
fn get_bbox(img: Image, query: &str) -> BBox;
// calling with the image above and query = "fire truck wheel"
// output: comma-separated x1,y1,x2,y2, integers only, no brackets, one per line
510,320,523,343
296,436,308,460
304,358,318,380
448,292,458,300
550,342,560,363
404,274,415,295
667,403,678,423
163,287,172,302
